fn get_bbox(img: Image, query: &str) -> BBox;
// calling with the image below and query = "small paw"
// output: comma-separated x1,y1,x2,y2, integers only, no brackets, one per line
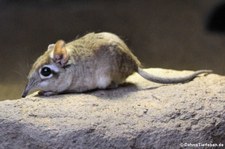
107,82,119,89
38,91,56,96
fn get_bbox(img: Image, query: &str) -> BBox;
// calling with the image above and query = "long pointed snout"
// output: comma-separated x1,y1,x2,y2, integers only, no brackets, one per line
21,79,37,98
22,83,29,98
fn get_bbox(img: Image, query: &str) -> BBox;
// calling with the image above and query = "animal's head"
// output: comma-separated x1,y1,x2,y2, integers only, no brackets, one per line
22,40,71,97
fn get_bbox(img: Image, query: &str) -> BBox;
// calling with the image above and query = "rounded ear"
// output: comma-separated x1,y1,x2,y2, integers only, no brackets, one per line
53,40,69,67
47,44,55,51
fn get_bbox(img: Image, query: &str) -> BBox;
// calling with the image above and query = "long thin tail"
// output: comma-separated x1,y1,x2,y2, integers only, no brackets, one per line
137,68,212,84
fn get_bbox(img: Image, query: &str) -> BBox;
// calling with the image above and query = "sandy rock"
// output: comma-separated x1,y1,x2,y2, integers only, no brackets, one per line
0,68,225,149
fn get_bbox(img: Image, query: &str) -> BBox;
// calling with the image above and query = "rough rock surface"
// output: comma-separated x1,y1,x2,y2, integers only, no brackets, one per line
0,68,225,149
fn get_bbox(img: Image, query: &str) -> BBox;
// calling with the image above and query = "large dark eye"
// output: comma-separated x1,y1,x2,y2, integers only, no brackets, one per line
41,67,52,77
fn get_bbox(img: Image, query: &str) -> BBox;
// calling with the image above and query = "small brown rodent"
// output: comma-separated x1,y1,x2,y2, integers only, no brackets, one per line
22,32,211,97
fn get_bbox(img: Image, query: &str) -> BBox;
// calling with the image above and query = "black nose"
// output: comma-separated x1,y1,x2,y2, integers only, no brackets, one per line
21,92,27,98
22,84,28,98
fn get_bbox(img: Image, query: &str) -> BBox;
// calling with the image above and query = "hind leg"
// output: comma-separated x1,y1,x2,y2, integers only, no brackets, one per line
107,81,119,89
107,77,126,89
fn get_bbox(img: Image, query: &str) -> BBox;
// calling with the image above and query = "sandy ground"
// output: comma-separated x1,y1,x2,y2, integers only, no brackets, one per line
0,68,225,148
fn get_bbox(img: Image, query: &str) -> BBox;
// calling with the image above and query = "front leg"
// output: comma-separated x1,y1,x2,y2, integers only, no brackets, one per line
38,91,57,96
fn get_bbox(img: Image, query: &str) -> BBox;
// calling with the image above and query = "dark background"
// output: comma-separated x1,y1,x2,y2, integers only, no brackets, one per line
0,0,225,100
